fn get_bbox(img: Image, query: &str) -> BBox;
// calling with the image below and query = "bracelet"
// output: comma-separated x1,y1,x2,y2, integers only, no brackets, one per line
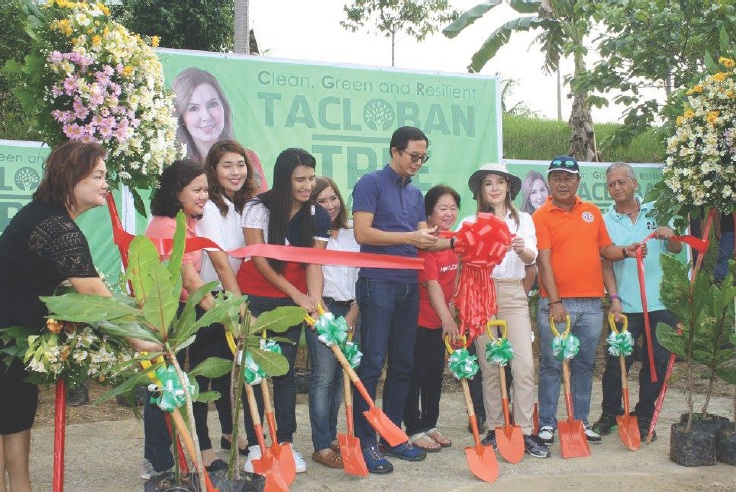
450,237,456,250
548,300,563,307
621,247,628,259
609,294,621,302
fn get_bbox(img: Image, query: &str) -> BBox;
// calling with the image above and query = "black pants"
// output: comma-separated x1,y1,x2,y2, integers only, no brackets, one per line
403,327,445,435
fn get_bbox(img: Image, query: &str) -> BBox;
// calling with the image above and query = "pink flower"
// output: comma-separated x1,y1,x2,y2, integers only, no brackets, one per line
73,98,89,120
63,123,83,140
63,76,78,96
47,51,63,63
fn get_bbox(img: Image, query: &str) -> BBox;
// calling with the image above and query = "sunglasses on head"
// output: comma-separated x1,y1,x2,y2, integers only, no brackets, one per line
550,159,576,168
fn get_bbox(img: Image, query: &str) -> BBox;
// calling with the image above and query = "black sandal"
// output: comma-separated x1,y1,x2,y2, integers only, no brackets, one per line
221,436,248,456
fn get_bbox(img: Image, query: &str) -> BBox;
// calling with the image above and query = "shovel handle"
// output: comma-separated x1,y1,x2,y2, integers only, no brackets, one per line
244,383,269,452
343,370,355,432
562,359,574,416
498,364,512,423
260,381,279,442
330,344,375,410
619,355,631,412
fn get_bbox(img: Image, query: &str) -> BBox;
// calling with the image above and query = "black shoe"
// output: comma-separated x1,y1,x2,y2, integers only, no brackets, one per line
362,445,394,474
591,414,618,436
221,436,248,456
67,383,89,407
523,434,551,458
584,426,602,444
637,418,656,442
480,430,497,450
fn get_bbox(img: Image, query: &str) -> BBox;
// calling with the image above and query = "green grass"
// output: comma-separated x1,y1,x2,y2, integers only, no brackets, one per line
503,114,665,163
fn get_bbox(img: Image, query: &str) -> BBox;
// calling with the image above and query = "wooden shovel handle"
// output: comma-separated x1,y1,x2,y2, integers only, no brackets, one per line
330,344,374,409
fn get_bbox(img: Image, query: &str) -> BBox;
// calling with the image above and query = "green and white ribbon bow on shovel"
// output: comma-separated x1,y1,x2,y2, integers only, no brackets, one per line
447,347,479,380
607,314,634,357
260,338,282,355
550,315,580,361
486,337,514,366
149,364,198,412
242,351,266,385
341,341,362,369
314,312,349,347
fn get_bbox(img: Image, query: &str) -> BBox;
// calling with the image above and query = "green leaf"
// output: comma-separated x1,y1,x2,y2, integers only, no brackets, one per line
94,321,162,345
716,367,736,384
96,371,152,403
249,347,288,377
166,212,187,280
141,262,179,334
193,391,222,403
41,294,143,322
126,236,162,304
169,281,220,346
468,16,548,73
655,321,686,358
442,0,504,39
509,0,542,15
251,306,306,335
188,357,232,379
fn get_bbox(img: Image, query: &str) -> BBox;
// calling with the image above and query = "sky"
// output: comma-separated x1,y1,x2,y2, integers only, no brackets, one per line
249,0,655,124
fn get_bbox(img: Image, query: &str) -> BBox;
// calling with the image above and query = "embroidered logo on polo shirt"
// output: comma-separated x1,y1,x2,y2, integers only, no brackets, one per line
581,211,594,223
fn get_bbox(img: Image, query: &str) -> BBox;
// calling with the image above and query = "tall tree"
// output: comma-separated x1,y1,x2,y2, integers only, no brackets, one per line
341,0,458,67
0,0,36,140
444,0,601,161
111,0,235,52
574,0,736,149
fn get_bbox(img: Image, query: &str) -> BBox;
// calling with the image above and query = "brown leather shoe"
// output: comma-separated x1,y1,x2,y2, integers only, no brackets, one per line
312,449,343,469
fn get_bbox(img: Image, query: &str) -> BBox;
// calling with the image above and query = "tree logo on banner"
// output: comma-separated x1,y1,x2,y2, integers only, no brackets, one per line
363,98,395,131
14,167,41,191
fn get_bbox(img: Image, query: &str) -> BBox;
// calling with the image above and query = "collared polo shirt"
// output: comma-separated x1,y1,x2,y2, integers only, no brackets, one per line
533,195,612,298
604,197,668,312
352,164,426,283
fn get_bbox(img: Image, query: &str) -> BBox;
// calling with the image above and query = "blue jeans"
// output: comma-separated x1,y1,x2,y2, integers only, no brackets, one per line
600,310,674,421
537,297,603,429
304,300,347,451
714,231,734,282
242,295,303,446
353,277,419,447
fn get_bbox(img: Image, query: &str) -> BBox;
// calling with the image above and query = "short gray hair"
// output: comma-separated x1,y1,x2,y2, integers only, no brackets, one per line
606,162,636,181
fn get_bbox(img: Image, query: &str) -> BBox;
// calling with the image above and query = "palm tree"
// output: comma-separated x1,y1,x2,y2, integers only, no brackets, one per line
443,0,599,161
234,0,249,54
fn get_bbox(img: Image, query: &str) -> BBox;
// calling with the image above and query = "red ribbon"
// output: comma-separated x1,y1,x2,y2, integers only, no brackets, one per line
449,213,512,341
106,193,423,271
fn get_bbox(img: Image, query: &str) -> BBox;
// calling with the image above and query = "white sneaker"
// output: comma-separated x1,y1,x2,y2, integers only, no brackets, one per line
584,426,602,444
243,445,261,473
290,446,307,473
140,459,170,480
538,426,555,444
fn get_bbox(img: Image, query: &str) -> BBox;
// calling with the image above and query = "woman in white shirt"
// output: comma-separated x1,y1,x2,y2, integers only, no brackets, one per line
195,140,258,464
464,162,550,459
306,177,360,468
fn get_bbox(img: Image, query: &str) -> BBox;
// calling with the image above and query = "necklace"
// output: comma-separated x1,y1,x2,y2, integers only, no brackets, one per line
617,207,640,217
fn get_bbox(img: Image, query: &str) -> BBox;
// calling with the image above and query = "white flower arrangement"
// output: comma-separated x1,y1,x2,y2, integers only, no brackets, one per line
12,1,181,191
663,57,736,214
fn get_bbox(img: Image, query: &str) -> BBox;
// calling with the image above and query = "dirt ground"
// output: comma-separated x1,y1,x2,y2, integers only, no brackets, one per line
27,338,736,492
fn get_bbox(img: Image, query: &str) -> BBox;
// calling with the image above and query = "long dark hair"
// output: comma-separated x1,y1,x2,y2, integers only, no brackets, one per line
203,140,256,216
34,141,106,210
255,148,316,273
150,159,205,218
311,176,349,230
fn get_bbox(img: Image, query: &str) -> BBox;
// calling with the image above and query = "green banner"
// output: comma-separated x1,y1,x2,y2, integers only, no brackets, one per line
159,48,502,216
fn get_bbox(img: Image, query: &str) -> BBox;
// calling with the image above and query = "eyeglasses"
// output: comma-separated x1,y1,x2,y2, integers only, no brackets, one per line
400,150,430,163
550,159,577,169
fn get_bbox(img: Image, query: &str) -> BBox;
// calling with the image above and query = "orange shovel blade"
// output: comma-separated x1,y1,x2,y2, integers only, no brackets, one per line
464,444,499,483
363,408,406,447
270,441,296,485
616,414,641,451
338,431,369,476
252,453,289,492
557,419,591,459
495,424,525,464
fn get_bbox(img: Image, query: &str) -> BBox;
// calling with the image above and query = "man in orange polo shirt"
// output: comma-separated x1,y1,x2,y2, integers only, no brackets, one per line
532,155,643,446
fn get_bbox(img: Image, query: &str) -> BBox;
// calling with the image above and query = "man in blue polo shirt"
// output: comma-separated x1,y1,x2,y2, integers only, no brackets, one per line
593,162,682,441
351,126,451,474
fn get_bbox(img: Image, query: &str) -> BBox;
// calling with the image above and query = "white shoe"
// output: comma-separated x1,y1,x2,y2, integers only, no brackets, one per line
538,426,555,444
140,459,170,480
243,445,261,473
290,446,307,473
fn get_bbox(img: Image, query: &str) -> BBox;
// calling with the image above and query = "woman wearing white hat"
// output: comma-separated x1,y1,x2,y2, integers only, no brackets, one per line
461,162,550,459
